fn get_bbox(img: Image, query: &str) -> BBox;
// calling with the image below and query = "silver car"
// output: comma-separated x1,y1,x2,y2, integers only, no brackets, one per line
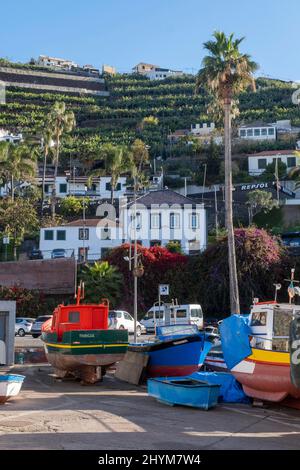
31,315,53,338
15,318,35,337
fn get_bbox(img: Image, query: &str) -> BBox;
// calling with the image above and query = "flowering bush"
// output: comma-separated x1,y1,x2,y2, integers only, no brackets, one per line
106,244,188,314
0,286,45,317
190,227,289,316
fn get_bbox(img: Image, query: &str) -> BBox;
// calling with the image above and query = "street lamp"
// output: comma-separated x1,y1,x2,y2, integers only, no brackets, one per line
82,185,87,263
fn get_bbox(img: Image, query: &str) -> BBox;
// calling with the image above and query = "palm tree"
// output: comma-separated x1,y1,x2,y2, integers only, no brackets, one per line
41,128,54,214
47,102,75,217
196,31,258,315
0,141,37,201
80,261,122,307
88,143,130,204
130,139,150,192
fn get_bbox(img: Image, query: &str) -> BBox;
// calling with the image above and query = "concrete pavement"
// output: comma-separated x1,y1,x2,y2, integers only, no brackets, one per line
1,364,300,450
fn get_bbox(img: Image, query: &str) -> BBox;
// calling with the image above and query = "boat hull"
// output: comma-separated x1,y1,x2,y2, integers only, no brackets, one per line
130,335,203,378
230,348,300,402
42,329,128,383
0,375,25,404
148,377,220,409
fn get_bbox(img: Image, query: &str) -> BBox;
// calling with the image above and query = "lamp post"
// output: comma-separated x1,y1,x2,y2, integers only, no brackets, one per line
82,185,87,263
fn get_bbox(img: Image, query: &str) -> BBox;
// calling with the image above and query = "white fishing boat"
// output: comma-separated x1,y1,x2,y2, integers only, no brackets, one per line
0,374,25,404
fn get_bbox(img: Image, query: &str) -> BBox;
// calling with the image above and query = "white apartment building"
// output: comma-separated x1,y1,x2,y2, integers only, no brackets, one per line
248,150,298,176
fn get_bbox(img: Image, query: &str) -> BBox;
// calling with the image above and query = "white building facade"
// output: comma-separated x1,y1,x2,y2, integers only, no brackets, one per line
37,175,128,200
39,190,207,260
132,63,183,80
121,190,207,254
248,150,298,176
238,122,277,141
39,219,122,261
0,129,23,143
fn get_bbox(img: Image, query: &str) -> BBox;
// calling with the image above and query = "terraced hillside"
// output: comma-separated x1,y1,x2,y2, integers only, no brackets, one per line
0,63,299,167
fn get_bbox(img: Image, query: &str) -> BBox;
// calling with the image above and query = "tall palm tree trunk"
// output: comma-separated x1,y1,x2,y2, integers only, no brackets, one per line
51,138,59,218
111,186,114,205
224,98,240,315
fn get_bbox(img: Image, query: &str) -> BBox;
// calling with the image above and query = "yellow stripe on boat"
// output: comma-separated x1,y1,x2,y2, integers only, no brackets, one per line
45,343,129,349
247,348,290,365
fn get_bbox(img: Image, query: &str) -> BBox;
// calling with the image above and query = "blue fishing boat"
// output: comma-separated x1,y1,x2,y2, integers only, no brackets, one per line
129,324,211,377
148,376,220,409
0,374,25,404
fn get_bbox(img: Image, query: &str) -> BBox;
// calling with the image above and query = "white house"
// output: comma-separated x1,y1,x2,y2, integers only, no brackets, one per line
238,122,277,141
37,55,78,70
39,218,123,261
132,63,183,80
36,175,128,200
121,189,207,254
248,150,299,176
38,190,207,260
190,123,223,145
0,129,23,143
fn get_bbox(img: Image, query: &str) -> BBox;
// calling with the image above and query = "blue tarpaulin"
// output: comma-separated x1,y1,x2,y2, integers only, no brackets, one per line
191,371,250,404
219,315,252,370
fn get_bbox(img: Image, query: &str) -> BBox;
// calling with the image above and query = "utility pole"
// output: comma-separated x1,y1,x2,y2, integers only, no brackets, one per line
274,156,280,204
133,175,138,343
82,186,87,263
202,163,207,203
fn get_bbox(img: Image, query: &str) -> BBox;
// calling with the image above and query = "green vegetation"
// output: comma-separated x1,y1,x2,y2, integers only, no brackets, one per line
0,61,299,175
80,261,123,307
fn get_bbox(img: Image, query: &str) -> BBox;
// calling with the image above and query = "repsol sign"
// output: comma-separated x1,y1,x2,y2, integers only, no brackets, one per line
240,183,270,191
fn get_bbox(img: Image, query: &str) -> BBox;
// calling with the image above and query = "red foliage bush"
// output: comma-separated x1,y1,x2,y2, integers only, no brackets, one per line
106,244,188,314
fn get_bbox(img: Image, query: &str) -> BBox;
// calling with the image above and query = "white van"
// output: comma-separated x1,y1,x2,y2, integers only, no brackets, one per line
140,304,203,332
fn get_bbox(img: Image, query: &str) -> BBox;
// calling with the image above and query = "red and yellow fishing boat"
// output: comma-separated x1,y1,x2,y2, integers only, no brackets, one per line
41,283,128,384
219,271,300,402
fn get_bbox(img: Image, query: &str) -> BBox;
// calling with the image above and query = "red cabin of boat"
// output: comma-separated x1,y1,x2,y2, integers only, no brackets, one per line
42,284,109,341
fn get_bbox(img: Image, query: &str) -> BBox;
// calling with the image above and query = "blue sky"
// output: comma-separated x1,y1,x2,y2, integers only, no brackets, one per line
0,0,299,80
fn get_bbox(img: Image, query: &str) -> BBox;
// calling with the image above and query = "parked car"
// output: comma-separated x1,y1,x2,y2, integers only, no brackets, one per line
204,326,220,343
108,310,146,336
204,317,219,328
31,315,53,338
281,232,300,256
51,249,66,259
15,318,35,337
29,249,43,260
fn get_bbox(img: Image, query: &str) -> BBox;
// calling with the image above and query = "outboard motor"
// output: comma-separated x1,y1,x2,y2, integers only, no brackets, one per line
289,312,300,388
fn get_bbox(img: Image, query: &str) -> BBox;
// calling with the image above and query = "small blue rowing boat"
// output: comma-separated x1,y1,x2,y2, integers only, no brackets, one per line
0,374,25,404
148,376,220,410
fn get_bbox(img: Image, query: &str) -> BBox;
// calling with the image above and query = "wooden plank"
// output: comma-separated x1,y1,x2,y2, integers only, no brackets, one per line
115,351,149,385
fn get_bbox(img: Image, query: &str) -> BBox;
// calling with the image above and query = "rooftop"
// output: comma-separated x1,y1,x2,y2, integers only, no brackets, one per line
248,150,296,157
128,189,201,207
63,218,120,227
239,121,275,129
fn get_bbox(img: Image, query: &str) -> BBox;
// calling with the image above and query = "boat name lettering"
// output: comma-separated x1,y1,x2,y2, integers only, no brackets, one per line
79,333,95,338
